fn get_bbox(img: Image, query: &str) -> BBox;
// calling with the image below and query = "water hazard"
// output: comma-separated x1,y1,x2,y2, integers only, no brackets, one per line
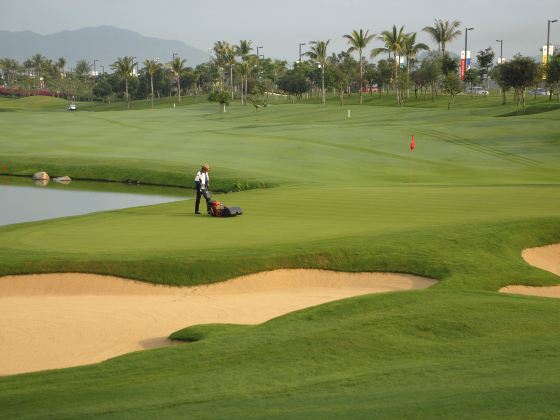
0,176,189,226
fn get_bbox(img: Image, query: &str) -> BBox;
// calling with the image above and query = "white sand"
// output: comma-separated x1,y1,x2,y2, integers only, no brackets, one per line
500,244,560,298
0,270,435,376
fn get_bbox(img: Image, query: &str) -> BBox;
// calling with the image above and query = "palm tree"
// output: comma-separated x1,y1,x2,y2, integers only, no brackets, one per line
402,32,429,74
0,58,19,87
29,54,48,91
143,59,161,109
372,26,407,78
306,40,330,105
238,55,259,104
75,59,92,80
343,29,375,104
236,40,252,61
422,19,462,54
221,44,236,100
56,57,66,78
111,56,134,109
236,40,252,104
170,56,186,102
213,41,229,91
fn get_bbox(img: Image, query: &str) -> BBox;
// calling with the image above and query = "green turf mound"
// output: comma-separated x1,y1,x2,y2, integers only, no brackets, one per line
498,102,560,117
170,324,254,342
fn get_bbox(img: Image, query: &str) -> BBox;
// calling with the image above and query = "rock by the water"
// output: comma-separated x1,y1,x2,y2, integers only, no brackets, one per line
53,176,72,184
33,179,49,187
32,172,49,181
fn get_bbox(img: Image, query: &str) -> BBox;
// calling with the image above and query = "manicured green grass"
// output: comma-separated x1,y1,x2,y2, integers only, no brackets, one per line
0,95,559,418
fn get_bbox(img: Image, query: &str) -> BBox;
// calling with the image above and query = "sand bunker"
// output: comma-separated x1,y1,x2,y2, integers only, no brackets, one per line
0,270,435,376
500,244,560,298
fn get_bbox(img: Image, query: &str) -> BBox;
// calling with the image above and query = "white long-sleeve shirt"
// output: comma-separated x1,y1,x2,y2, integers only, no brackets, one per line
195,171,209,190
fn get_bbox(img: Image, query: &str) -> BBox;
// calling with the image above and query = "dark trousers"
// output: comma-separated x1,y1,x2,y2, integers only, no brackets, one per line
195,189,209,213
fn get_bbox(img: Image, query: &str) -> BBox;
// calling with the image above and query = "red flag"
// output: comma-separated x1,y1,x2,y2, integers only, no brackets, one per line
410,135,415,151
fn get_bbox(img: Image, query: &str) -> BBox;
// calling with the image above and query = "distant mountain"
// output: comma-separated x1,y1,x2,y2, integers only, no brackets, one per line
0,26,208,69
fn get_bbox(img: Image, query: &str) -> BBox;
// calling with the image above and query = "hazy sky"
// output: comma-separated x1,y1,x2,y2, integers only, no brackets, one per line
1,0,558,61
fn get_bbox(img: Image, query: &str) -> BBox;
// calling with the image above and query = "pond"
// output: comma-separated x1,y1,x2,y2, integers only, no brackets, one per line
0,176,190,227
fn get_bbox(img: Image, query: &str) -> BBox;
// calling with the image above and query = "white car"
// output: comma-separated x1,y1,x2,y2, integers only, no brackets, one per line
466,86,489,96
528,88,550,96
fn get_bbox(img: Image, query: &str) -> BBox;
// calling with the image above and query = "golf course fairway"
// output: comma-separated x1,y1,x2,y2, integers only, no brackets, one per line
1,94,560,418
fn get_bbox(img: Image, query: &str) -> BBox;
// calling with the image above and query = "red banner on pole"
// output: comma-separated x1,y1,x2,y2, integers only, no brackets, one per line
460,51,466,80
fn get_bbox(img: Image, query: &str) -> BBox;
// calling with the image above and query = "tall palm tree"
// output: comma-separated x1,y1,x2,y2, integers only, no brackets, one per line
29,54,47,91
143,59,161,109
402,32,429,74
170,56,186,102
111,56,134,109
236,40,253,104
306,40,330,105
371,25,407,78
0,58,19,87
422,19,462,54
236,40,252,61
213,41,229,91
343,29,375,104
75,59,92,80
56,57,66,78
220,43,236,99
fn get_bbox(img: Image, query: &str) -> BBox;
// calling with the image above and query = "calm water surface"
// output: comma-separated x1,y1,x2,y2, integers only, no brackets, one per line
0,177,189,226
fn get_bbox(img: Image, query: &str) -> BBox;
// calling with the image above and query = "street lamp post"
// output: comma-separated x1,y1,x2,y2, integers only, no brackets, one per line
131,57,138,77
256,46,263,58
463,27,474,86
100,65,105,75
93,59,98,79
546,19,558,68
496,39,503,64
299,43,306,63
172,52,178,62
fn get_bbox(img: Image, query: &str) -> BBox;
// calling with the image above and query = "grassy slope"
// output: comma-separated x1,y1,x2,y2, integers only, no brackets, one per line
1,96,560,417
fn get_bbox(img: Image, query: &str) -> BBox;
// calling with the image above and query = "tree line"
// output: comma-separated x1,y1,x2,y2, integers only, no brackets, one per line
1,19,559,108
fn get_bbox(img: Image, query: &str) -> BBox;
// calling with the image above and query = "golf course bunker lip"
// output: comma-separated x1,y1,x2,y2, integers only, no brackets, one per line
0,270,436,376
500,244,560,298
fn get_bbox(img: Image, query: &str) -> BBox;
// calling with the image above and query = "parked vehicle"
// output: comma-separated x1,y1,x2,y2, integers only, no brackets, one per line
466,86,489,96
67,103,76,111
528,88,550,96
362,85,380,93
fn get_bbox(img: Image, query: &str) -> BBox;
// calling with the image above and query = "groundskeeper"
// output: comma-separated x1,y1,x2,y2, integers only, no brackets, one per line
194,164,210,214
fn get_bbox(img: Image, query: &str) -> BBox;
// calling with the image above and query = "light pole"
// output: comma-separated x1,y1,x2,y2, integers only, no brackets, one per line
299,42,306,63
463,27,474,85
93,59,98,79
546,19,558,68
131,57,137,77
100,64,105,75
172,52,178,62
256,46,263,57
496,39,503,64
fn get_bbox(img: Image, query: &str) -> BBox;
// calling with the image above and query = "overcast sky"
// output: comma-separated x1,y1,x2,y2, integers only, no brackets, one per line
1,0,558,61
